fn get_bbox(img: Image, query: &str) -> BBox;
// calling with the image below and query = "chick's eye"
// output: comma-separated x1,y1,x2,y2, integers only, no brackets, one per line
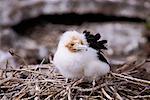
70,43,74,46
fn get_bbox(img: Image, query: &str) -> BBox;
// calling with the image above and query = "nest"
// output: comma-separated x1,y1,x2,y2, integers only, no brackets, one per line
0,58,150,100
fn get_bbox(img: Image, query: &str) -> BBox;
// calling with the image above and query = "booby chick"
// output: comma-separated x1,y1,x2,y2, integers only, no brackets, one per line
53,30,110,82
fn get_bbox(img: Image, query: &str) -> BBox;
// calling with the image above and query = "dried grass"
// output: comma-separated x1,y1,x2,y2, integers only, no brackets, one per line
0,57,150,99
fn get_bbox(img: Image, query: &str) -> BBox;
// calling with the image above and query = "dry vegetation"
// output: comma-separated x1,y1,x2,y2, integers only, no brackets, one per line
0,51,150,100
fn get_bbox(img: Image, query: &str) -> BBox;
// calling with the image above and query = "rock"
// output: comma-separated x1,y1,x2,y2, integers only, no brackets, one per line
13,37,49,64
21,22,146,56
84,23,146,55
0,28,18,50
0,50,16,68
0,28,49,66
0,0,149,26
0,22,146,66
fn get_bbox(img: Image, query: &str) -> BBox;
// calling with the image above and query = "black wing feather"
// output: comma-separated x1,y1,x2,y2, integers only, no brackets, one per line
83,30,109,64
97,51,109,64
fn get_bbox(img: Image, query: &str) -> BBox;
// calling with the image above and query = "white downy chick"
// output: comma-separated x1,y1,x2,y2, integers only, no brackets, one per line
53,30,110,82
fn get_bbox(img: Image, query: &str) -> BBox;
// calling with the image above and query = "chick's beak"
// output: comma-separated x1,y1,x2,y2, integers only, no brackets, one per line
76,44,88,51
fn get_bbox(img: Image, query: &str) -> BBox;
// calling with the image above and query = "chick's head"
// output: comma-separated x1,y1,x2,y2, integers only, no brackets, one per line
59,31,88,53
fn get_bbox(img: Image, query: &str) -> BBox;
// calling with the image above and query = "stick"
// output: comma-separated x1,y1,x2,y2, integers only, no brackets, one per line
1,68,49,76
72,83,113,92
110,86,123,100
132,95,150,99
101,88,113,100
0,77,23,85
111,72,150,85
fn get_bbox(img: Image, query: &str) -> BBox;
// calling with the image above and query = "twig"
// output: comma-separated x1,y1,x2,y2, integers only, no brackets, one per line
111,72,150,85
54,89,66,99
110,86,123,100
1,68,49,76
130,59,146,71
132,95,150,99
35,58,45,72
12,86,27,98
0,83,20,88
0,77,23,85
0,91,17,96
101,88,113,100
78,95,106,100
146,59,150,62
34,82,40,100
9,49,28,67
67,86,71,100
72,83,113,92
116,58,136,73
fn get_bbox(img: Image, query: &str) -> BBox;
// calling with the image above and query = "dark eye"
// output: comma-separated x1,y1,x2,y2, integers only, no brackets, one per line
70,43,74,46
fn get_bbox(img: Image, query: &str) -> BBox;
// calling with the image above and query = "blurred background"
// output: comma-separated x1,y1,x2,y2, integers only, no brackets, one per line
0,0,150,74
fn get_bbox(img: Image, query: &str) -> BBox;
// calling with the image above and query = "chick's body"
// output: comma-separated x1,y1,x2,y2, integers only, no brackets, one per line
53,31,110,80
54,47,85,78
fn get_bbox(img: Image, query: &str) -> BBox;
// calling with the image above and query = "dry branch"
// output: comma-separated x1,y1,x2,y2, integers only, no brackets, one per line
0,59,150,99
111,72,150,85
